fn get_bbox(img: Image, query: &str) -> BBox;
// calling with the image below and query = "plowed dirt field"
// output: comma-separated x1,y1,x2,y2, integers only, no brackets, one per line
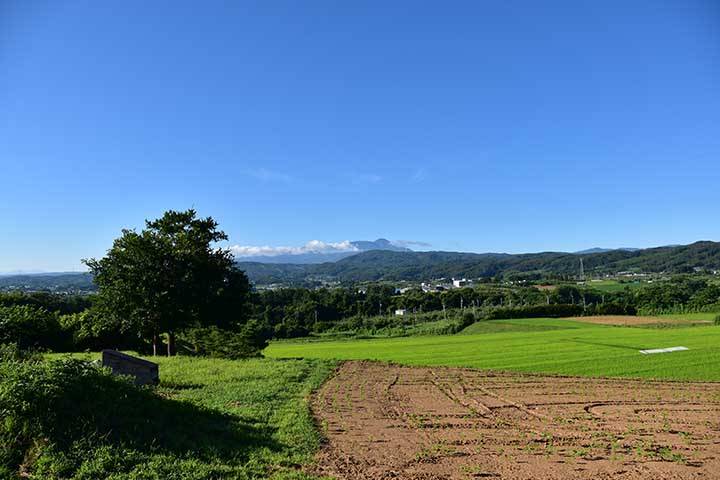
311,361,720,479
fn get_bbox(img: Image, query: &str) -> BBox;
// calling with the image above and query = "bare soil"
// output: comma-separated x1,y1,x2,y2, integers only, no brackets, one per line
565,315,710,326
311,361,720,479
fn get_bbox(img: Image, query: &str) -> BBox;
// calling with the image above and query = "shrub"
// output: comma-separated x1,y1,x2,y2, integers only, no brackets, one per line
59,309,144,352
0,292,91,316
594,302,637,316
0,343,41,363
0,358,248,478
443,311,478,334
180,320,270,359
485,304,584,320
0,359,129,476
460,311,476,328
0,304,68,351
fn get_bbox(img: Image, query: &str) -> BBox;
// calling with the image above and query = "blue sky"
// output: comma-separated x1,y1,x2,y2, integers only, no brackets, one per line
1,1,719,271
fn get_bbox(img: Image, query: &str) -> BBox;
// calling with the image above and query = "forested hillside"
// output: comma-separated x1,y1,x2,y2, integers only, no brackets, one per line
4,242,719,290
238,241,720,284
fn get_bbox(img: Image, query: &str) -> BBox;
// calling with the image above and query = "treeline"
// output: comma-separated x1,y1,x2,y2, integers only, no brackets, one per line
0,293,135,352
2,276,719,352
251,280,653,338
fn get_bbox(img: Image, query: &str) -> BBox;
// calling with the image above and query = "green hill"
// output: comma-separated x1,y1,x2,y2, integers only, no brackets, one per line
238,241,720,284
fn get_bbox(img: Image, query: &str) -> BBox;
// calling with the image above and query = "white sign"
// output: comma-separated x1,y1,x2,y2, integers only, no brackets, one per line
639,346,689,355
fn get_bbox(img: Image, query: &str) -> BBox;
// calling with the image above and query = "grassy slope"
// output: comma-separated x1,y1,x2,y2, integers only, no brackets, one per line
266,319,720,380
659,312,719,321
45,355,337,480
459,318,585,335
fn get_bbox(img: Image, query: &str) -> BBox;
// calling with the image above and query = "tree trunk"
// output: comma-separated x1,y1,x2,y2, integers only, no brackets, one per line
167,332,176,357
152,332,159,356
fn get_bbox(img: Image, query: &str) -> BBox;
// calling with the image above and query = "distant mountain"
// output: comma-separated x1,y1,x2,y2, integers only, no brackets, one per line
238,241,720,284
234,238,411,264
0,270,50,276
349,239,410,252
5,241,720,291
0,272,95,293
574,247,641,254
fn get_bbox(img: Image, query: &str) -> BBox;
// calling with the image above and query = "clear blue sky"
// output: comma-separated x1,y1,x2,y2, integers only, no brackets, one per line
1,1,719,271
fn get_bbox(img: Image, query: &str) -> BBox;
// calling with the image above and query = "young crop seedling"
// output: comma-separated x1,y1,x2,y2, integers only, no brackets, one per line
570,447,589,459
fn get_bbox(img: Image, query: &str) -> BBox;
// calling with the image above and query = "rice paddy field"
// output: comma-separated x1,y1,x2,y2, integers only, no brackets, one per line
266,317,720,380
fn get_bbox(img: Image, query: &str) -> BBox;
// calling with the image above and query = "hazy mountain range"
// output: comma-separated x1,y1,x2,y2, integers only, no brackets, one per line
237,241,720,285
573,247,641,254
3,241,718,290
231,238,411,264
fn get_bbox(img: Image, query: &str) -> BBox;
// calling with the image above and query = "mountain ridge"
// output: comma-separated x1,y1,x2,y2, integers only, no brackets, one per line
238,240,720,284
232,238,411,264
4,241,719,290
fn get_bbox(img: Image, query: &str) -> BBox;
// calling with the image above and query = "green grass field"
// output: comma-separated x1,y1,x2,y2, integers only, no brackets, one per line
659,311,719,321
582,280,642,292
266,318,720,381
42,354,337,479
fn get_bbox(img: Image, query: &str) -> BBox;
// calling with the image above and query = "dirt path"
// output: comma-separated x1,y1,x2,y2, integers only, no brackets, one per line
311,361,720,479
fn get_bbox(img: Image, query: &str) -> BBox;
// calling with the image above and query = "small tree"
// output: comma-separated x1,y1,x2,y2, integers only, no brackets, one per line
84,209,250,356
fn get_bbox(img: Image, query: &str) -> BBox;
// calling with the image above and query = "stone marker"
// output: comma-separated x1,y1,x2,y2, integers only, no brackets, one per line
102,349,159,386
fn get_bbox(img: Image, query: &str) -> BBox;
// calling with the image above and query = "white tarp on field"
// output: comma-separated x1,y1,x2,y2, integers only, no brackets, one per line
639,346,689,354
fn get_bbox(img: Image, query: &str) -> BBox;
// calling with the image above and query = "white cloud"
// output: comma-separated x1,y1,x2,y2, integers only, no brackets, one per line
393,239,432,248
230,240,360,257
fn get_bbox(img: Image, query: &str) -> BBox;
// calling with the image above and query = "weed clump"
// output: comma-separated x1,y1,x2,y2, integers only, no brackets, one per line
0,358,251,478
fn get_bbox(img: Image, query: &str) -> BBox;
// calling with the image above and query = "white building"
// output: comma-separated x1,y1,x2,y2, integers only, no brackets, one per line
452,278,472,288
395,309,407,316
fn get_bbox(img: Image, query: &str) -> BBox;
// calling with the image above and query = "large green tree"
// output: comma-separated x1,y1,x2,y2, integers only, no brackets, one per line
84,209,250,355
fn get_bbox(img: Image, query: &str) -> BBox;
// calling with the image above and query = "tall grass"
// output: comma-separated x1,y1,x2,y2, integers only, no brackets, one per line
3,355,337,479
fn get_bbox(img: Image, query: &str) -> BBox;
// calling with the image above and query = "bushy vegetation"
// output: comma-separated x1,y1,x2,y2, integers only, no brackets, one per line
0,292,91,315
84,209,253,357
0,342,42,362
179,320,269,359
0,354,336,479
3,275,720,349
0,304,66,350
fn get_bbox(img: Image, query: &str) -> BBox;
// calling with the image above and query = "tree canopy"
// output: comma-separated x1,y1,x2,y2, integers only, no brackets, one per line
84,209,250,355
